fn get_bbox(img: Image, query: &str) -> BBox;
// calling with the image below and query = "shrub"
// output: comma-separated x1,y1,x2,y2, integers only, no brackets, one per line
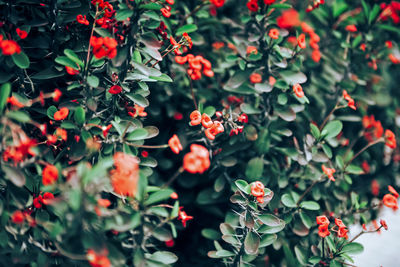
0,0,399,266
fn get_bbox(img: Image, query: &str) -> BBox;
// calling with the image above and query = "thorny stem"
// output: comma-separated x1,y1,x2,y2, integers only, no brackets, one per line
54,242,87,261
162,167,184,188
179,2,207,27
343,137,385,169
319,99,341,131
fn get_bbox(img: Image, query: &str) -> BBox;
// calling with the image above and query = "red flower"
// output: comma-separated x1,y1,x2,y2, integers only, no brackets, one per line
16,28,28,39
189,110,202,126
87,249,111,267
161,8,171,18
7,96,24,108
170,192,178,199
345,25,357,32
166,0,174,4
42,192,55,205
211,0,225,8
250,182,265,203
297,33,306,49
371,180,380,196
361,160,370,174
42,165,59,185
247,46,258,55
342,90,356,110
385,129,396,149
316,215,329,225
54,107,69,121
380,219,388,230
1,40,21,55
382,194,398,211
250,73,262,84
318,224,330,238
264,0,276,4
55,128,68,141
102,124,113,137
11,210,25,224
247,0,259,12
97,198,111,208
201,113,213,128
293,83,304,98
168,134,183,154
322,165,336,181
183,32,193,49
337,227,348,239
204,121,224,140
268,29,279,39
334,218,346,228
108,85,122,94
388,185,399,198
53,89,62,102
76,14,89,25
183,144,210,174
110,152,139,197
65,65,79,75
277,9,300,29
311,49,321,62
178,208,193,227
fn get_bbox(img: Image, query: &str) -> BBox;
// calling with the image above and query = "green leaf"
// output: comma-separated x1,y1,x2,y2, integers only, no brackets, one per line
215,250,235,258
321,120,343,139
270,3,292,9
55,56,78,69
12,52,30,69
149,73,173,82
294,245,308,265
259,234,277,247
310,123,320,139
299,212,312,229
345,165,364,174
220,223,235,236
115,9,133,21
139,3,162,10
235,179,250,194
87,75,99,88
300,201,320,210
322,144,332,158
74,107,85,125
245,157,264,181
244,231,260,255
47,106,58,119
0,83,11,115
201,229,220,240
152,227,172,241
149,251,178,264
258,214,282,227
281,193,296,208
240,103,261,114
341,242,364,255
64,49,83,67
369,4,381,24
176,24,198,35
126,93,149,107
280,70,307,85
144,189,173,206
7,111,30,123
126,128,148,141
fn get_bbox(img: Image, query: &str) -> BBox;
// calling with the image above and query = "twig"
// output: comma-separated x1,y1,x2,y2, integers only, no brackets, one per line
343,138,384,169
189,76,198,110
54,242,87,261
162,167,184,188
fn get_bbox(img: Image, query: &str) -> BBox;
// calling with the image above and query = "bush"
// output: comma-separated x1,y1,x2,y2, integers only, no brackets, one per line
0,0,399,266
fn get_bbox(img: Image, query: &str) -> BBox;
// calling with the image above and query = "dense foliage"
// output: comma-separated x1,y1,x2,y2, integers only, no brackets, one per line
0,0,399,266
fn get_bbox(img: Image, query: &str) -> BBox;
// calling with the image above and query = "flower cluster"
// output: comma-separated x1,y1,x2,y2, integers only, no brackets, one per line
33,192,55,208
90,36,118,59
168,134,183,154
0,36,21,55
306,0,325,12
160,0,174,18
189,110,224,140
316,216,348,238
87,249,111,267
250,181,265,203
343,90,356,110
322,165,336,182
175,54,213,80
91,0,115,29
183,144,210,174
42,164,59,185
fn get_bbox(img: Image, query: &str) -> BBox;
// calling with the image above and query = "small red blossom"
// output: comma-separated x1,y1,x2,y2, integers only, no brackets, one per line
87,249,111,267
268,29,280,39
183,144,210,174
380,219,388,230
54,107,69,121
42,164,59,185
168,134,183,154
293,83,304,98
247,0,259,12
76,14,89,25
108,85,122,94
388,185,399,198
382,194,398,211
16,28,28,39
342,90,356,110
385,129,397,149
345,25,357,32
189,110,202,126
297,33,306,49
178,208,193,227
250,73,262,84
11,210,25,224
322,165,336,181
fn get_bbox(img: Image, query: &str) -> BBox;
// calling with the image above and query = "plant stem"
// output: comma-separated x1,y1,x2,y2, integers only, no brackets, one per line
343,138,384,169
319,100,341,131
127,143,169,149
189,76,198,110
84,5,99,79
296,175,324,206
54,242,87,261
162,167,184,188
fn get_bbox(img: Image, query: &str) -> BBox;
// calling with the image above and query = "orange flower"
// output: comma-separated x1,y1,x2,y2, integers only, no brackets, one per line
170,192,178,199
334,218,346,228
55,128,68,141
7,96,24,108
11,210,25,224
87,249,111,267
337,227,348,239
54,107,69,121
189,110,202,126
201,113,213,128
42,164,59,185
316,216,330,225
311,49,321,62
212,42,225,50
110,152,139,197
322,165,336,182
246,46,258,55
297,33,306,49
182,32,193,49
276,9,300,29
53,89,62,102
318,224,330,238
345,25,357,32
250,181,265,198
269,76,276,86
268,29,280,39
250,73,262,84
385,129,396,149
388,185,399,198
97,198,111,208
293,83,304,98
342,90,356,110
1,40,21,55
183,144,210,174
382,194,398,211
65,66,79,75
168,134,183,154
380,219,388,230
